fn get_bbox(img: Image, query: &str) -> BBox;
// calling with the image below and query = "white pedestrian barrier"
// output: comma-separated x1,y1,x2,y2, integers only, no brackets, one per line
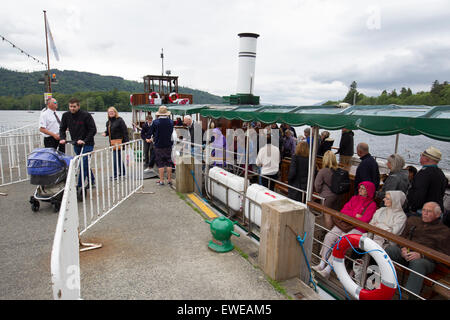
50,158,81,299
0,126,42,186
51,139,143,299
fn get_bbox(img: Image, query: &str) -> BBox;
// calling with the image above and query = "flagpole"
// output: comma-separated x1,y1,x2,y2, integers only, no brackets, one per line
43,10,51,93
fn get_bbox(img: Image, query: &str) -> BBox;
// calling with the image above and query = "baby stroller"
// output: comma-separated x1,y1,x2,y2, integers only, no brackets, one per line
27,147,72,212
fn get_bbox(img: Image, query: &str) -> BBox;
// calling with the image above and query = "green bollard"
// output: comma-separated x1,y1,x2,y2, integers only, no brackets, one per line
205,216,240,253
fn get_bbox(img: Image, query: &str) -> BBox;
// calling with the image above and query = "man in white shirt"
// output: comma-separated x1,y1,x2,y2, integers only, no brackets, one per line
39,98,65,153
256,132,280,191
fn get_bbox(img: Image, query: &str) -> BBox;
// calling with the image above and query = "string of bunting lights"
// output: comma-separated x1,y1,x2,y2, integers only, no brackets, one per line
0,34,47,68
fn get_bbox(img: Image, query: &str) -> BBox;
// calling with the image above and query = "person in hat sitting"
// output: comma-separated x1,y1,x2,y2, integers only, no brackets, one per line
406,147,448,216
149,106,174,186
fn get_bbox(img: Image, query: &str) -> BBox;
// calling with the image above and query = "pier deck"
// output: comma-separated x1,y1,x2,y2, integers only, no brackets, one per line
0,177,294,300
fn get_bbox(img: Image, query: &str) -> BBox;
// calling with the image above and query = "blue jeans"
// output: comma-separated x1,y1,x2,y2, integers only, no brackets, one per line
112,148,126,178
74,144,95,188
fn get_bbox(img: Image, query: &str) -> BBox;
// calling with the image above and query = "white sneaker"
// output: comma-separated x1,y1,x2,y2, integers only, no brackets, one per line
312,264,323,272
316,267,331,279
144,168,152,172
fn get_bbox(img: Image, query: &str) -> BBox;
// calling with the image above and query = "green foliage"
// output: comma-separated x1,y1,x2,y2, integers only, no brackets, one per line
0,68,223,110
343,81,359,104
325,80,450,106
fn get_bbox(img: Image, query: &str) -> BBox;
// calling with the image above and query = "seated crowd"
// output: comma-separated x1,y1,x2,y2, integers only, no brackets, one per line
235,122,450,299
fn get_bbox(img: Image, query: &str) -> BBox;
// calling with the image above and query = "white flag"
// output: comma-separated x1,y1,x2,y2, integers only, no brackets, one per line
46,17,60,61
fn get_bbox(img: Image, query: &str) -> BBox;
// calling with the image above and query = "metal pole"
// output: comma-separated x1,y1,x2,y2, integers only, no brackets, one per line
43,10,51,93
306,126,319,202
244,128,250,194
394,133,399,154
161,48,164,76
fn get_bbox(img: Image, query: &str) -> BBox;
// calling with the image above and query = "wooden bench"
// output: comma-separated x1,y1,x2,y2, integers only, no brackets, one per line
395,263,449,299
274,158,290,195
308,201,450,300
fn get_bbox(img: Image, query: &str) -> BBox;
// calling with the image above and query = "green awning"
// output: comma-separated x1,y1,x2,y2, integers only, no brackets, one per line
133,104,208,115
200,104,450,142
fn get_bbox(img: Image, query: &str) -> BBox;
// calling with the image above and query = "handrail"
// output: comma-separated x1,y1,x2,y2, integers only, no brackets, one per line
307,201,450,266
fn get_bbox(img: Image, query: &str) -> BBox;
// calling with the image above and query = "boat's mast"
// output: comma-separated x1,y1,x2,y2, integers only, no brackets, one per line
43,10,52,93
161,48,164,76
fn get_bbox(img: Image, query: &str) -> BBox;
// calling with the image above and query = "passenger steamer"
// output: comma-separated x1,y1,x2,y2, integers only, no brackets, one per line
2,30,448,300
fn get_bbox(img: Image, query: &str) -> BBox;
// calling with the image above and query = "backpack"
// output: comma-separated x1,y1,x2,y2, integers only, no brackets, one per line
327,168,350,195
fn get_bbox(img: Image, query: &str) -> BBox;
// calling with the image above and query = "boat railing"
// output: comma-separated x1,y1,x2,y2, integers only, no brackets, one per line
307,201,450,300
175,139,325,237
51,139,144,300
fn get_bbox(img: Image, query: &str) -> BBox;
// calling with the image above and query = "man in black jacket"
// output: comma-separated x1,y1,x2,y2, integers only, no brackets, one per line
141,115,155,171
59,98,97,188
354,142,380,193
406,146,448,215
336,128,354,166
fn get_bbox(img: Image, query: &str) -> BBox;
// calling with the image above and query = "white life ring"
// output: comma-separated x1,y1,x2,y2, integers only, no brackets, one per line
130,94,133,105
169,92,179,103
149,92,160,100
332,234,397,300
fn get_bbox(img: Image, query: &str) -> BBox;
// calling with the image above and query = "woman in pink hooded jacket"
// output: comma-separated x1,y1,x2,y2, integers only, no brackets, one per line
312,181,377,279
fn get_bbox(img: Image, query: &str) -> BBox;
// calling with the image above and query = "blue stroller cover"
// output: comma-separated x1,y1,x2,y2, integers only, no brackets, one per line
27,148,72,176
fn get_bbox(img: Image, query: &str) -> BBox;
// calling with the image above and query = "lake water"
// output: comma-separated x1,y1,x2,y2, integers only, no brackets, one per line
1,109,449,170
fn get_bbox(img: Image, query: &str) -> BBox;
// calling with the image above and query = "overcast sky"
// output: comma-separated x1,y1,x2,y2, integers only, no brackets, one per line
1,0,449,104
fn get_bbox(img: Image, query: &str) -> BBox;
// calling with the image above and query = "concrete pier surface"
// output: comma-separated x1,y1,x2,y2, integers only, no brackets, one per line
0,177,296,300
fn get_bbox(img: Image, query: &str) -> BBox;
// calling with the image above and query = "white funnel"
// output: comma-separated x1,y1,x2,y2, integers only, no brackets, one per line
236,33,259,95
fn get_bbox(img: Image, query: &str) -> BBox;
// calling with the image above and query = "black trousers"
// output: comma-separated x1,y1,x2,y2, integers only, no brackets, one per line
44,136,65,153
143,141,155,168
261,173,278,191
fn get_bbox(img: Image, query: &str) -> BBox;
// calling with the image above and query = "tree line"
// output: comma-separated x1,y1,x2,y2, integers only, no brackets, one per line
0,68,222,110
324,80,450,106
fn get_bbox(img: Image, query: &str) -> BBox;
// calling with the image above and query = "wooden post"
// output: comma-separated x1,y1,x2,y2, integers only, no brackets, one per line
175,155,194,193
259,199,307,281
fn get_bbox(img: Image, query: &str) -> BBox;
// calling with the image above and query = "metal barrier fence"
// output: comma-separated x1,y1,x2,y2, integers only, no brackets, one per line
0,123,36,136
51,139,143,299
76,140,144,235
0,125,76,187
0,131,42,186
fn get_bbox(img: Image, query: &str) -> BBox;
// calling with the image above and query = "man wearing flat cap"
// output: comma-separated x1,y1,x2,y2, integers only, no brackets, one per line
406,147,448,215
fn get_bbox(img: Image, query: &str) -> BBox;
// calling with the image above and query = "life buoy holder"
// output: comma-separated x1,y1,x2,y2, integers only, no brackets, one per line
169,92,179,103
178,98,189,105
331,234,397,300
149,92,160,99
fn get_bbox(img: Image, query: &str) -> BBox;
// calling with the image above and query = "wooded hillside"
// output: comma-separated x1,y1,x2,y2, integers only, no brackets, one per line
0,68,223,110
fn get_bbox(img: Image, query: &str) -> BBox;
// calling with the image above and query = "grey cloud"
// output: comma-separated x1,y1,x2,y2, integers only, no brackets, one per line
311,41,450,94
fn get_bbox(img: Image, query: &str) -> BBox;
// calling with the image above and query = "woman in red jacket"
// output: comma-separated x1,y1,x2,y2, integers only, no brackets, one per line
312,180,377,279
